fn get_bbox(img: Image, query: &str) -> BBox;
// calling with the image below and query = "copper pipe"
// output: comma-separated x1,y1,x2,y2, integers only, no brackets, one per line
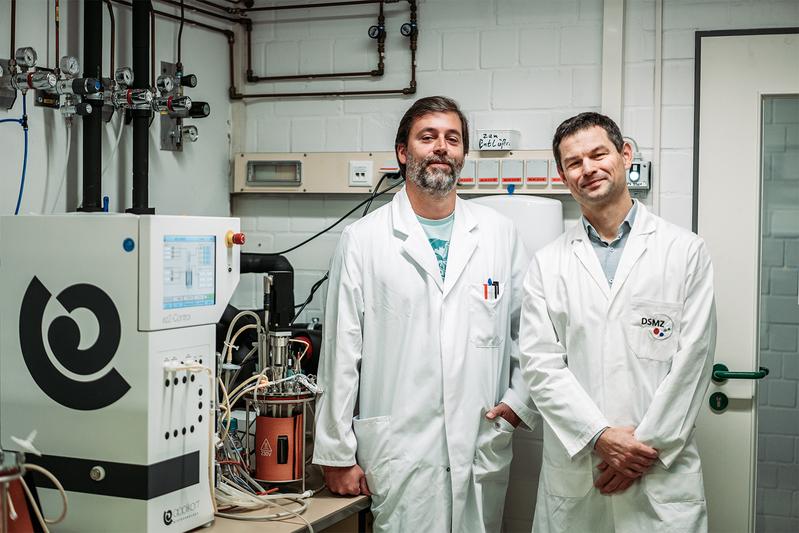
109,0,233,36
105,0,115,77
230,0,417,99
249,71,377,82
230,88,413,99
376,0,385,74
245,1,384,83
246,0,382,12
156,0,241,23
190,0,236,13
245,18,252,79
177,0,184,66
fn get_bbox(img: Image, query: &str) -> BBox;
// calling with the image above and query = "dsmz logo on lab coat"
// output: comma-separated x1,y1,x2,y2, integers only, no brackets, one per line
641,314,673,340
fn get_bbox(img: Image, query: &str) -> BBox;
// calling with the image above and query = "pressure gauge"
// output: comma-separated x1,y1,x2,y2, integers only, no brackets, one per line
156,75,174,93
367,25,383,39
59,56,81,76
400,22,416,37
115,67,134,86
15,47,37,68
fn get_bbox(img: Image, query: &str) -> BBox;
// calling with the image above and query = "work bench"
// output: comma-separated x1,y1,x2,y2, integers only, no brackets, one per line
207,490,371,532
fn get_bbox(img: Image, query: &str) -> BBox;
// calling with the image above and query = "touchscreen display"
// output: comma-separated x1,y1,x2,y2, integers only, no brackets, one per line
163,235,216,309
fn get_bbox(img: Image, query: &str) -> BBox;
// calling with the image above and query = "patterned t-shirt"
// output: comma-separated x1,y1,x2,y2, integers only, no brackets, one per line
417,212,455,280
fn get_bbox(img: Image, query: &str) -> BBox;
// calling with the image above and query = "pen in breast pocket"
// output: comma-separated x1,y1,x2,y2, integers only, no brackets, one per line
493,281,499,298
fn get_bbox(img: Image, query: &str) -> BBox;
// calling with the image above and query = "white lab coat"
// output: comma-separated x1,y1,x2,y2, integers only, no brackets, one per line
313,187,539,533
519,202,716,533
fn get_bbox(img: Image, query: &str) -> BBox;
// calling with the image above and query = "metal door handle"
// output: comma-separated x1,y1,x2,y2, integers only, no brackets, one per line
712,363,769,384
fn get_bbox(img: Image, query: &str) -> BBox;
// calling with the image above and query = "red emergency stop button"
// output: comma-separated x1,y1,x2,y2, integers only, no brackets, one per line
225,231,246,248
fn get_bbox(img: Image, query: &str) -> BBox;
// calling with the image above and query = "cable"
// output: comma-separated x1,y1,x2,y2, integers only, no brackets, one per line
361,171,389,216
291,273,328,325
289,338,310,364
50,122,72,213
101,112,125,178
19,463,68,531
223,310,262,364
178,0,185,66
268,174,403,256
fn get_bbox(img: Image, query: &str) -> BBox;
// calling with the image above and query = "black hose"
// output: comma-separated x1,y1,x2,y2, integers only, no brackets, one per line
178,0,185,66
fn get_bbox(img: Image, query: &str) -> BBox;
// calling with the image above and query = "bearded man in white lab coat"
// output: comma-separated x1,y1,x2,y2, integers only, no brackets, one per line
519,112,716,532
312,96,539,532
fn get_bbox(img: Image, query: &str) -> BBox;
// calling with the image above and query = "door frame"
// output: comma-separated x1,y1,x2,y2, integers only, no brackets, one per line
692,27,799,232
692,28,799,532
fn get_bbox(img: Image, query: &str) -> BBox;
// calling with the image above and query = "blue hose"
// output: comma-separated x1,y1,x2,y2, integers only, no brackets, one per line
14,127,29,215
1,94,29,215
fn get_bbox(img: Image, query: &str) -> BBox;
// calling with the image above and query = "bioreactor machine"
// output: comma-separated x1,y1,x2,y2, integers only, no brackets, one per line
0,214,243,532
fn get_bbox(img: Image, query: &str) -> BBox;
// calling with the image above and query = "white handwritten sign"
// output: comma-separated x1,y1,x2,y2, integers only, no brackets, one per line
476,130,519,151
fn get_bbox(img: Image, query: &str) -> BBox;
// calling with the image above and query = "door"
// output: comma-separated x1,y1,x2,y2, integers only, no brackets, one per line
695,31,799,533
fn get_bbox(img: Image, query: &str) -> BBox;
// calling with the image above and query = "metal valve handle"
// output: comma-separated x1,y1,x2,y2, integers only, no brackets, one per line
711,363,769,384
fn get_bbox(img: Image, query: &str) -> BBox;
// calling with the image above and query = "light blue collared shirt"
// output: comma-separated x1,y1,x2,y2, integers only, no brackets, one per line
581,200,639,287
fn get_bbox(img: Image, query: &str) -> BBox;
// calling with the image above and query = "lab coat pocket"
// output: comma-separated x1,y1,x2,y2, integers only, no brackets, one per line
469,283,505,348
543,465,593,498
643,471,705,503
352,415,392,501
473,414,514,482
627,298,682,362
472,414,514,533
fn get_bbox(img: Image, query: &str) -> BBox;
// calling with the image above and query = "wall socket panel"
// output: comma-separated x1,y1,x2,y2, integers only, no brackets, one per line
348,160,374,187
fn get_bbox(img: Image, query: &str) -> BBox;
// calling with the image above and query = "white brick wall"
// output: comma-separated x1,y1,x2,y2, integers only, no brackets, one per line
229,2,799,530
757,95,799,533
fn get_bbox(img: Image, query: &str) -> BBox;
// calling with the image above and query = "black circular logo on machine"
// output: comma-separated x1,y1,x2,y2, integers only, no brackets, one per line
163,510,173,526
18,276,130,410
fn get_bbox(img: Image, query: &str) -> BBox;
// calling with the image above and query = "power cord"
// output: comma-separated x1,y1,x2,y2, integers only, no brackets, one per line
287,175,404,321
268,173,403,256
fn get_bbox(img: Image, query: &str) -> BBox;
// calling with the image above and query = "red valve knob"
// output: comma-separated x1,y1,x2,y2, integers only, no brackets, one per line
232,232,246,245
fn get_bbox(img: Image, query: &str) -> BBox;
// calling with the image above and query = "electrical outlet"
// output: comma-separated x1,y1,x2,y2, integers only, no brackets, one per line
348,160,373,187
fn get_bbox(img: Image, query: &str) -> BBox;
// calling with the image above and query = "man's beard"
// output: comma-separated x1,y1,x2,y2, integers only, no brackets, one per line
405,153,464,197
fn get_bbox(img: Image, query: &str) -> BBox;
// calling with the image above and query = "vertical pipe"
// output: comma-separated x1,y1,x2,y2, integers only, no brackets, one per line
55,0,61,66
80,0,103,212
10,0,16,58
129,0,154,214
105,0,115,77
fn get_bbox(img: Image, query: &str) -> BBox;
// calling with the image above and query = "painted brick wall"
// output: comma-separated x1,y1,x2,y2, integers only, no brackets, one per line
756,95,799,533
229,1,799,531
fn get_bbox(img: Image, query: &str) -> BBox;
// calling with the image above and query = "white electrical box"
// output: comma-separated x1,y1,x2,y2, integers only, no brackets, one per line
348,160,374,187
626,161,651,190
549,159,565,186
477,159,500,186
500,159,524,185
458,159,476,186
525,159,549,186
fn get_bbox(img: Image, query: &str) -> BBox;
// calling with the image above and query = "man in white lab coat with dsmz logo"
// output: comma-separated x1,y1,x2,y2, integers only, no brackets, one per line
520,112,717,532
313,96,540,532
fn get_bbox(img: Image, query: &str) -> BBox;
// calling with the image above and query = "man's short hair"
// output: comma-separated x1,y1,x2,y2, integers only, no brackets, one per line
552,112,624,172
394,96,470,177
